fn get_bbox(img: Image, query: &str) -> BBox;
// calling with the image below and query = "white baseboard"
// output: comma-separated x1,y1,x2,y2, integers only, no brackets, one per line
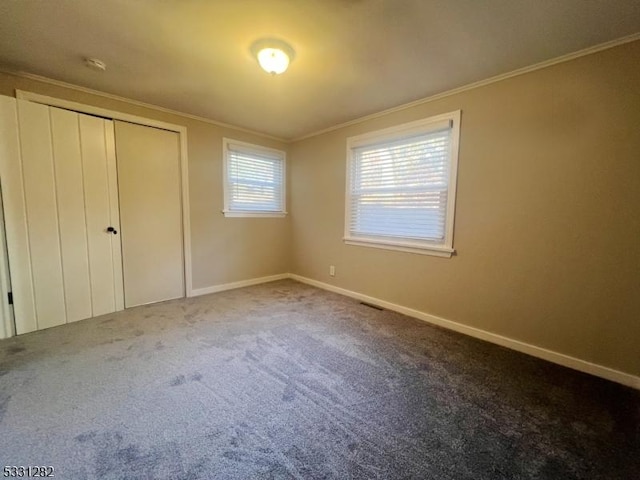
190,273,289,297
289,274,640,390
187,272,639,389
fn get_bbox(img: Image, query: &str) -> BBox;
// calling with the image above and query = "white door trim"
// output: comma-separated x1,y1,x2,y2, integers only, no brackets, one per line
16,90,193,298
0,98,18,339
0,183,14,339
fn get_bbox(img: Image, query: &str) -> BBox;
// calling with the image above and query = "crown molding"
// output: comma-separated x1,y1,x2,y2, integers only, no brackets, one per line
1,32,638,144
0,68,287,143
292,32,640,142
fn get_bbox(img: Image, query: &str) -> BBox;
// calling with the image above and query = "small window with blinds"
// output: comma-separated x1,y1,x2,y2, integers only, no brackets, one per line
223,139,286,217
345,111,460,257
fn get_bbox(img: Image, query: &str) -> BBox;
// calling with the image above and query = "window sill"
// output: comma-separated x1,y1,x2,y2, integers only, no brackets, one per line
223,210,287,218
344,237,454,258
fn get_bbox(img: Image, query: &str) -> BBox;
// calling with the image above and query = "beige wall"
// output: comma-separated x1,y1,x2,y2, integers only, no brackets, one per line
289,40,640,377
0,72,291,291
1,41,638,378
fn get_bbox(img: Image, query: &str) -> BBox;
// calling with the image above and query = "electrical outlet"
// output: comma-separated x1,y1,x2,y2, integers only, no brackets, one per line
329,265,336,277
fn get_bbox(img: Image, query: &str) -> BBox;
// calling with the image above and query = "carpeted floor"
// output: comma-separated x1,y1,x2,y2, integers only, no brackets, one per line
0,279,638,479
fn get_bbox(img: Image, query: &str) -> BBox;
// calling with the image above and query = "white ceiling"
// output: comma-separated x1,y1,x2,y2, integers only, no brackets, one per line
0,0,639,140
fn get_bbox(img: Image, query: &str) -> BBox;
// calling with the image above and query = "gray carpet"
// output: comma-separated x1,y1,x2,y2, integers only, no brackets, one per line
0,279,638,479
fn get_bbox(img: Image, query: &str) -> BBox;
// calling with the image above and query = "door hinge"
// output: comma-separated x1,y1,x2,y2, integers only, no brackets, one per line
7,292,13,305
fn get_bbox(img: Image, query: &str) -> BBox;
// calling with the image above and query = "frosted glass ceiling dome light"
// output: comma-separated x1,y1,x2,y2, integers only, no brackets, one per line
251,39,295,75
257,48,289,74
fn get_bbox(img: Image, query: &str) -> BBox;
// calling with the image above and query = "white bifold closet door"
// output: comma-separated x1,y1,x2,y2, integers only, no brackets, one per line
114,121,184,308
10,101,123,334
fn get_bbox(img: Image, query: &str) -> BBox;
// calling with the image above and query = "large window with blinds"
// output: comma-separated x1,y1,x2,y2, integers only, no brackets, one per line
345,111,460,257
223,139,286,217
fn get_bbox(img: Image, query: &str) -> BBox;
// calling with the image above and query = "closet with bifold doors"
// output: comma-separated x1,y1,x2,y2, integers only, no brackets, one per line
0,95,185,335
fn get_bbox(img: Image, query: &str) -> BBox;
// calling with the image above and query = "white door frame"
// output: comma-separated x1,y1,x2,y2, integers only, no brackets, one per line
15,90,193,302
0,183,14,339
0,95,22,339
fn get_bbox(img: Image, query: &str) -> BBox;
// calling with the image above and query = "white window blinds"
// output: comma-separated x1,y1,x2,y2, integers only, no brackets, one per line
224,141,285,215
346,113,460,255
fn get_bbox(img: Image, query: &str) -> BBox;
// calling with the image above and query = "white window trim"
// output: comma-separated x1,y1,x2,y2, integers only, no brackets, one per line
344,110,461,258
223,211,287,218
222,138,287,218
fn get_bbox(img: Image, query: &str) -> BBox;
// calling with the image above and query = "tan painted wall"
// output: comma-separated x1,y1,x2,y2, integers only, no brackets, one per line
0,72,291,291
289,40,640,376
1,41,638,377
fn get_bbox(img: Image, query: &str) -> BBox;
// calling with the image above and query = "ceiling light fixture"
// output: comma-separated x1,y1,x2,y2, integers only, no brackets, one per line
250,39,295,75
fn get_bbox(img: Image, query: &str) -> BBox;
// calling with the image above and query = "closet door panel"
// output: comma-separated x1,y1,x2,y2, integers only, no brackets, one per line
50,108,92,322
104,122,124,312
115,121,184,307
0,97,37,334
17,101,66,330
4,100,124,334
79,115,117,316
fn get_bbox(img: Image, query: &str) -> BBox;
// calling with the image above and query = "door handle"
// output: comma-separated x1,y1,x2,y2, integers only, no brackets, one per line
107,226,118,235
